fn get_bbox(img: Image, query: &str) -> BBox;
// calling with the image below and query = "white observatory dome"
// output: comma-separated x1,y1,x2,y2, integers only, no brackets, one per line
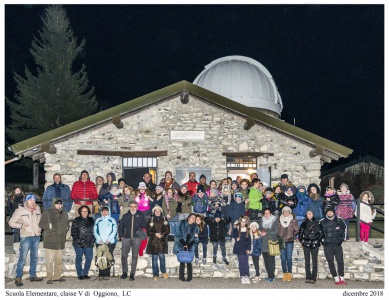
193,55,283,117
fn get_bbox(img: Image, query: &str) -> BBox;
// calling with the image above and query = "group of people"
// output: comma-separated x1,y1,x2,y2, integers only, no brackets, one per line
7,170,377,287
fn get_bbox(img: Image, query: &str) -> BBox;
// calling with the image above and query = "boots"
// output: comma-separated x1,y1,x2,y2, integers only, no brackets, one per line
15,278,23,287
179,263,185,281
187,263,193,282
282,273,287,281
287,273,292,282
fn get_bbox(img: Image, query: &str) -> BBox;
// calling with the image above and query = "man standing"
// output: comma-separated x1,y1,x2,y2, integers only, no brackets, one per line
118,200,147,281
39,198,69,284
142,172,156,193
319,208,347,285
278,174,297,193
198,174,209,192
186,172,199,196
9,193,43,286
43,173,72,212
70,170,98,217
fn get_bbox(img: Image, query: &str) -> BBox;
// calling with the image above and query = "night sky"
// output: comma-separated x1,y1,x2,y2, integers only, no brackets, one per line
4,4,384,168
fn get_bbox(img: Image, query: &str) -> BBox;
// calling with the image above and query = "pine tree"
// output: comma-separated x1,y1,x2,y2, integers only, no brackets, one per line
6,5,98,142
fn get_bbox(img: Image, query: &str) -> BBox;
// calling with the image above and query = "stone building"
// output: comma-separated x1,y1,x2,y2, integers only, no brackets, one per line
9,56,352,190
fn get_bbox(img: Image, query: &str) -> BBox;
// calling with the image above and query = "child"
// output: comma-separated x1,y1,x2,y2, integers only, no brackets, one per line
355,191,376,244
150,185,164,210
336,183,356,240
194,214,208,265
249,222,262,283
322,186,340,213
206,180,218,197
98,182,121,222
191,185,208,216
229,191,246,226
239,179,250,217
260,187,278,216
294,185,313,227
162,187,178,239
248,178,262,221
307,183,323,220
278,185,298,214
118,185,132,222
233,215,251,284
134,182,151,219
207,188,225,217
177,184,192,221
204,210,231,265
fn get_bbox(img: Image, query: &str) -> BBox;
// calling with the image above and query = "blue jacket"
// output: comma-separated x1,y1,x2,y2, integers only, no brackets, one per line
308,199,323,220
191,194,208,214
42,183,72,212
229,199,245,223
93,208,118,244
232,228,251,255
98,192,121,221
173,220,199,254
250,235,262,257
294,186,313,218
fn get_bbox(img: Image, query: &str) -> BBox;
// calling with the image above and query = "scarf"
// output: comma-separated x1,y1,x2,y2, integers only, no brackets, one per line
279,214,293,228
326,215,335,221
261,214,276,228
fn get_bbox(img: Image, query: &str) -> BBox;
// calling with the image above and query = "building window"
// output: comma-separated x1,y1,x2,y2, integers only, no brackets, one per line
123,157,157,168
226,157,257,169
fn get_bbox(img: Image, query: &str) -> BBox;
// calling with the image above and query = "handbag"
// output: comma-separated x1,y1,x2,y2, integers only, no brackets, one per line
268,239,281,256
177,247,195,263
278,236,285,250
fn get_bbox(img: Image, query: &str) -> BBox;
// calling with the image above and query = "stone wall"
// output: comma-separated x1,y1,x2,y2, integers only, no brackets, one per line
5,239,384,281
43,95,321,187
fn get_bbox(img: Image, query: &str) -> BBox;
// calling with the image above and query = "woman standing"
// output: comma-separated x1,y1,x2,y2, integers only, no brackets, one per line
146,205,170,280
194,214,208,265
299,209,322,284
258,208,278,283
71,205,96,280
7,186,25,242
173,213,199,282
232,216,251,284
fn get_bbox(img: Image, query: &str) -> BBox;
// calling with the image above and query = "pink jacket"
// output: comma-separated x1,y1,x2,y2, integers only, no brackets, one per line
135,192,150,211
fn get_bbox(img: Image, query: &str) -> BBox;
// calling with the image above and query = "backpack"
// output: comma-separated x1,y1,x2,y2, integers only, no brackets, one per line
95,244,114,270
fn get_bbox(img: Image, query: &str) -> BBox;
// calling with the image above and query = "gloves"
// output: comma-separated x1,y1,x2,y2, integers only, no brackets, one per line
179,239,186,246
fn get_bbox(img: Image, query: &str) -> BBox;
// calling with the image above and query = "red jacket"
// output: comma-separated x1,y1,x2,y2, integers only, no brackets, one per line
186,180,199,197
70,180,98,205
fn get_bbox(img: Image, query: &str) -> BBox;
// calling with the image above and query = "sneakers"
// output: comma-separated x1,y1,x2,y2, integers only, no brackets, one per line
222,258,229,265
339,276,347,285
83,275,91,280
120,272,128,279
30,276,43,282
15,278,23,287
252,276,261,283
305,278,311,283
245,277,251,284
334,276,341,285
153,276,158,280
162,273,169,279
241,277,246,284
195,258,199,266
310,279,316,284
265,277,274,282
213,256,216,264
202,258,207,264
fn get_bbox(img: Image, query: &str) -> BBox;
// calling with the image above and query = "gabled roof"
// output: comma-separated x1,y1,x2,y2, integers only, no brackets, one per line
321,155,384,177
10,80,353,162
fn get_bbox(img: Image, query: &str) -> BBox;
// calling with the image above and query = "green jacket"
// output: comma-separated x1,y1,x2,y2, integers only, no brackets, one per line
39,199,69,250
248,188,262,211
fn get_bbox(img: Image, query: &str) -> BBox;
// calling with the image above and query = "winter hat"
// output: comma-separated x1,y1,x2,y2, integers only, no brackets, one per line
79,170,89,180
210,188,219,196
197,185,205,193
180,184,188,190
282,206,292,213
199,174,206,180
152,205,163,214
214,210,222,219
249,222,259,230
138,182,147,189
25,193,36,203
231,180,239,187
286,186,294,193
54,198,63,205
326,207,335,214
281,174,288,179
265,187,274,194
110,182,120,189
235,192,243,199
156,185,164,192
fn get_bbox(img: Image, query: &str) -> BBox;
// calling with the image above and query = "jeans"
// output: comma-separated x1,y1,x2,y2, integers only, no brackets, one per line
194,242,208,259
168,215,178,236
74,246,93,276
303,247,319,280
151,253,166,277
280,242,294,273
212,241,226,259
324,245,344,277
16,236,40,278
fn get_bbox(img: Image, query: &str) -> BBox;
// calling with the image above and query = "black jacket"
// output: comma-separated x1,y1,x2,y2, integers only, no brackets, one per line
322,193,340,212
278,193,298,212
71,216,96,248
299,217,322,249
118,210,147,239
204,217,231,243
319,216,346,247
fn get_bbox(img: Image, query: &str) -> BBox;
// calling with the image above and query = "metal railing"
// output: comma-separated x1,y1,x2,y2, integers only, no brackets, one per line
355,199,384,241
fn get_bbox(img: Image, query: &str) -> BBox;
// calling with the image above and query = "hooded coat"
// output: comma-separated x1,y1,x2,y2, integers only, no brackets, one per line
94,207,118,244
173,220,199,254
146,214,170,255
298,217,322,249
294,186,313,218
39,199,69,250
307,183,324,220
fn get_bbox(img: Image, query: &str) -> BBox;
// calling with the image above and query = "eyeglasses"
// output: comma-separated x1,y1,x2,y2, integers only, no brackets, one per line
165,175,172,178
81,210,88,213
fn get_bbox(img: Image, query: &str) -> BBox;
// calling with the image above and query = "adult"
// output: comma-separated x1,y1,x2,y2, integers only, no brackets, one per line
173,213,199,282
185,172,199,197
150,185,164,210
146,205,170,280
278,206,299,282
39,198,68,284
118,178,126,191
134,182,151,219
70,170,98,218
258,208,278,283
142,172,157,193
294,185,313,226
42,173,72,212
278,174,297,193
176,184,192,221
93,206,118,280
299,209,322,284
95,176,104,194
307,183,323,220
335,183,356,241
7,186,25,242
159,171,180,191
198,174,209,192
71,205,95,280
99,172,117,196
319,207,347,285
9,194,43,286
235,176,242,186
250,173,259,186
118,200,147,281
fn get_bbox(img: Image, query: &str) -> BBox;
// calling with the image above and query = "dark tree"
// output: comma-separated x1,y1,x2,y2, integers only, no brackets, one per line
6,5,98,142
